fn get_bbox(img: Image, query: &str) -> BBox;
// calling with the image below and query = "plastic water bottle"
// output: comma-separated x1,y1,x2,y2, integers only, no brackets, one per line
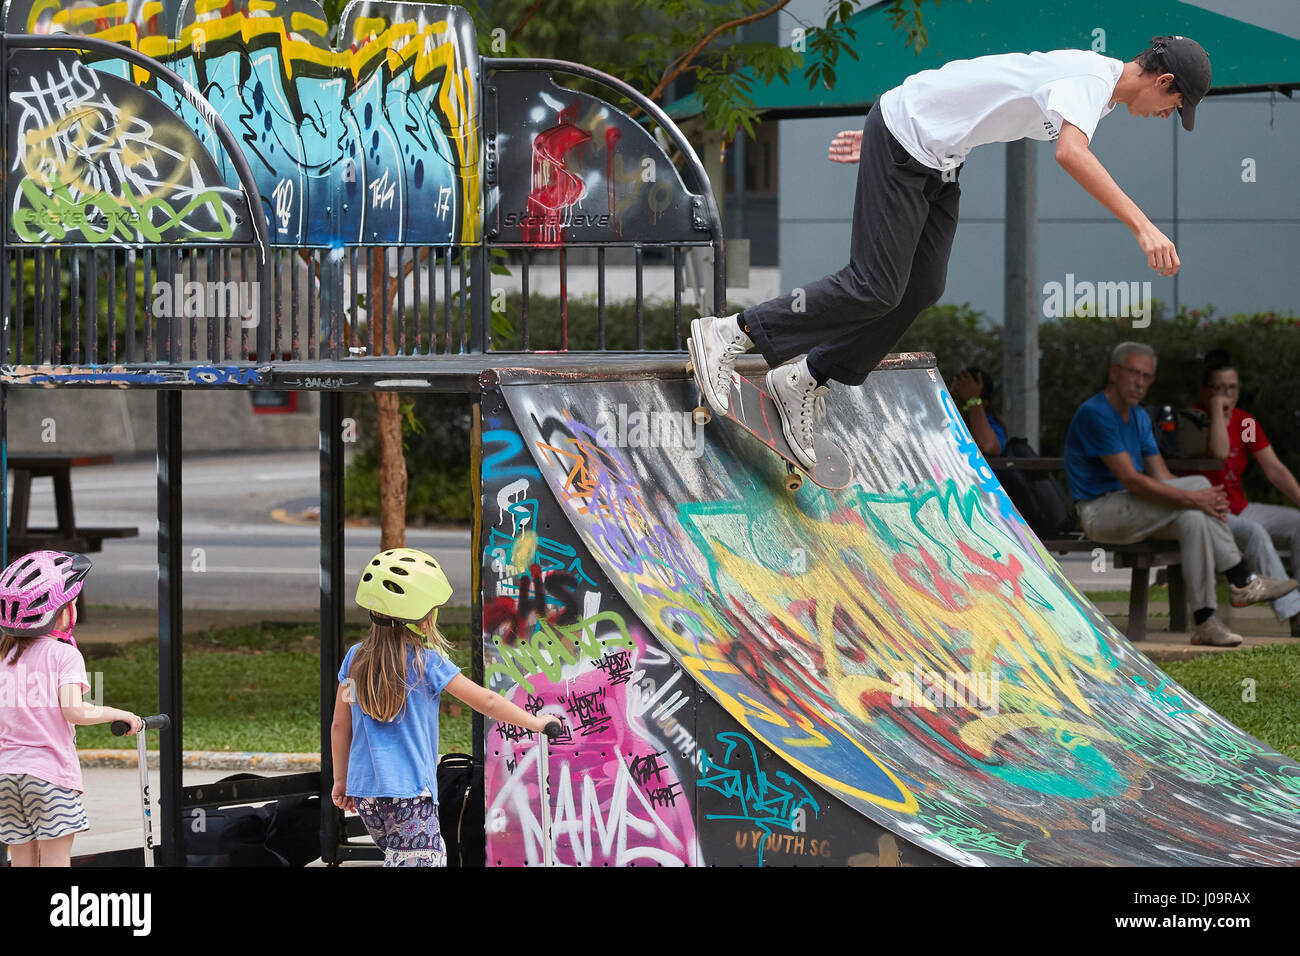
1159,405,1177,435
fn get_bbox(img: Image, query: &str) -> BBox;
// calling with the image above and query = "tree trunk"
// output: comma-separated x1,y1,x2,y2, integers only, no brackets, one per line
373,389,407,550
371,247,406,550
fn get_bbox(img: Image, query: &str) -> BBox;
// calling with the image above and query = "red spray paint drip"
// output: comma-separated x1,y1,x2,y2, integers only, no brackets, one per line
522,122,591,248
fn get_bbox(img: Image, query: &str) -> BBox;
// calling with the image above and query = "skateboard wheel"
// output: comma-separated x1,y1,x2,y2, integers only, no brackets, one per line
693,406,711,425
784,472,803,493
685,361,694,374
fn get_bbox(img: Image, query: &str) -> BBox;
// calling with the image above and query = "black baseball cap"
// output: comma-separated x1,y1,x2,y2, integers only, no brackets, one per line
1150,35,1212,131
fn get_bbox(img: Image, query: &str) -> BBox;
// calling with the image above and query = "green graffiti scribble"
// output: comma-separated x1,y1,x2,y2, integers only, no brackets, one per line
13,176,235,243
918,804,1030,861
855,480,1063,615
1128,670,1195,717
484,611,635,694
1107,710,1300,813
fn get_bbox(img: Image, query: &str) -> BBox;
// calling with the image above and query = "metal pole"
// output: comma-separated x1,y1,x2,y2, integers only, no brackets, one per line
538,731,552,867
319,390,345,863
156,391,183,866
469,396,485,769
1171,121,1179,318
1003,140,1039,445
471,246,490,353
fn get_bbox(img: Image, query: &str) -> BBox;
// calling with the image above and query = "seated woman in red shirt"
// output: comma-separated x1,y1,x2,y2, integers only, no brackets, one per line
1194,353,1300,635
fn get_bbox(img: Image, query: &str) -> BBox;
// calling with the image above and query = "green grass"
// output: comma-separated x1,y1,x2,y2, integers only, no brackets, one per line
1080,583,1232,605
78,619,474,754
1159,643,1300,760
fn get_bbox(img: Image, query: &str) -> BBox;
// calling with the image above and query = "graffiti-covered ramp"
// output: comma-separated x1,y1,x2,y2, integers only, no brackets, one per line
478,357,1300,866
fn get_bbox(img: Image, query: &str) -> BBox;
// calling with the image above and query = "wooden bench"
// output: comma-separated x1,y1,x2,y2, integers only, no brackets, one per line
992,456,1219,641
1037,534,1186,640
5,455,139,615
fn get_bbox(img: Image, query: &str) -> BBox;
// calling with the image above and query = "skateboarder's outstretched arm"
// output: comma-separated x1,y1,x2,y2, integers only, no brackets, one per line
1054,121,1180,276
828,129,863,163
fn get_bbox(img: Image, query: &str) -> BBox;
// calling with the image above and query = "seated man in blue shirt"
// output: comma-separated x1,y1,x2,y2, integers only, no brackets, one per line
1064,342,1296,646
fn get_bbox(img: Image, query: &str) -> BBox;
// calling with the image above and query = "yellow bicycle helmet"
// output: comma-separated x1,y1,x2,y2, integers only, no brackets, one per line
355,548,453,638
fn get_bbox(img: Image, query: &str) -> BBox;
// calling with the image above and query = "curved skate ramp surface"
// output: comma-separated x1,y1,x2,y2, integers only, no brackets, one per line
479,356,1300,866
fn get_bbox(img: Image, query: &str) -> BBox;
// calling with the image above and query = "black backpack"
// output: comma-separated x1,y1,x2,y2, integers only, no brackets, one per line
265,793,322,866
437,753,485,867
183,774,282,867
998,437,1075,537
184,773,322,866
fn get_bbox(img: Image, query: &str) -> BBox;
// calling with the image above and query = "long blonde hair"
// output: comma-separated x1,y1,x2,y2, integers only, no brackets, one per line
350,611,454,722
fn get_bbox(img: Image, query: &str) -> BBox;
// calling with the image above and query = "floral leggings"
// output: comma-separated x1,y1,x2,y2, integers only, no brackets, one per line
354,791,446,867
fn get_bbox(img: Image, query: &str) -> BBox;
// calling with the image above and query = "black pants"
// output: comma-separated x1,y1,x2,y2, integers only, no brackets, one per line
742,106,961,386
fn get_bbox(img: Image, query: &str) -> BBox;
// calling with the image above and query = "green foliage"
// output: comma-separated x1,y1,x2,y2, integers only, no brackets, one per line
894,302,1000,383
490,291,685,351
10,253,156,362
460,1,943,141
884,0,943,55
320,0,346,34
344,391,477,524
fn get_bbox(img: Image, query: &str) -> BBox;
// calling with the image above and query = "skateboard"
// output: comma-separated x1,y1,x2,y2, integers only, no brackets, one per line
685,337,853,492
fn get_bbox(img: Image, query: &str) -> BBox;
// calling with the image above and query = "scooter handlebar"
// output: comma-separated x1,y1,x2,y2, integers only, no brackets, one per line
111,714,171,736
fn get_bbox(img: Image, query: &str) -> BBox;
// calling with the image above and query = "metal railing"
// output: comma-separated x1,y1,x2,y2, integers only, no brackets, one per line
0,45,726,367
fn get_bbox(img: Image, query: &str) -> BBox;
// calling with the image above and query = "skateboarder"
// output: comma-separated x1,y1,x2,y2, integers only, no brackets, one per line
690,36,1212,470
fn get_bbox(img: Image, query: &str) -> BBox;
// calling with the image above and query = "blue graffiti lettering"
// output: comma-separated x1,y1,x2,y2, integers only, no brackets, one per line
698,732,820,866
940,390,1020,524
483,429,542,481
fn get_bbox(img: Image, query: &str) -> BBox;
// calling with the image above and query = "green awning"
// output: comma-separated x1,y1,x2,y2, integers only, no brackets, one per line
666,0,1300,120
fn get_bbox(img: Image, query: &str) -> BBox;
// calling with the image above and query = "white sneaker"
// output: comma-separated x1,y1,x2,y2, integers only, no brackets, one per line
689,315,753,415
766,356,828,470
1229,573,1298,608
1188,615,1243,647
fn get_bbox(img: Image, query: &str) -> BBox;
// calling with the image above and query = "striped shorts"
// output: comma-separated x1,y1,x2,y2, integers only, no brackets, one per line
0,773,89,844
354,790,446,867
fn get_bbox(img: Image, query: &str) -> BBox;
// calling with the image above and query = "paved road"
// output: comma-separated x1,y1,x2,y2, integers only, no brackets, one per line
9,451,472,609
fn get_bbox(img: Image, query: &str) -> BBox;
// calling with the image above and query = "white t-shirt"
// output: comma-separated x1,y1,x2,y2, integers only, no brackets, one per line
878,50,1122,171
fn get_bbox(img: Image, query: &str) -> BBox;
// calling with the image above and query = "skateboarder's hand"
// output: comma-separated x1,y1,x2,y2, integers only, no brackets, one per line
828,129,863,164
1135,223,1180,276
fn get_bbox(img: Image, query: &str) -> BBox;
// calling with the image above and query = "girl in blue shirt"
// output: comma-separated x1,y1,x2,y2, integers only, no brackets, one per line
331,548,558,866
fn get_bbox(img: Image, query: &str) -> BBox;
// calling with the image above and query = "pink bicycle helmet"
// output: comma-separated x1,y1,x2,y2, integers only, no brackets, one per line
0,551,91,637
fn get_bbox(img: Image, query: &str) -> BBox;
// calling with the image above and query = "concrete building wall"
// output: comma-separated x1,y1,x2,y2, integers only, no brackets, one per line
6,389,319,456
772,0,1300,322
777,92,1300,323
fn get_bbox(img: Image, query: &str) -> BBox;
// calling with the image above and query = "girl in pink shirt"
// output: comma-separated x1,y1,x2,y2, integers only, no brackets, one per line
0,552,142,866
